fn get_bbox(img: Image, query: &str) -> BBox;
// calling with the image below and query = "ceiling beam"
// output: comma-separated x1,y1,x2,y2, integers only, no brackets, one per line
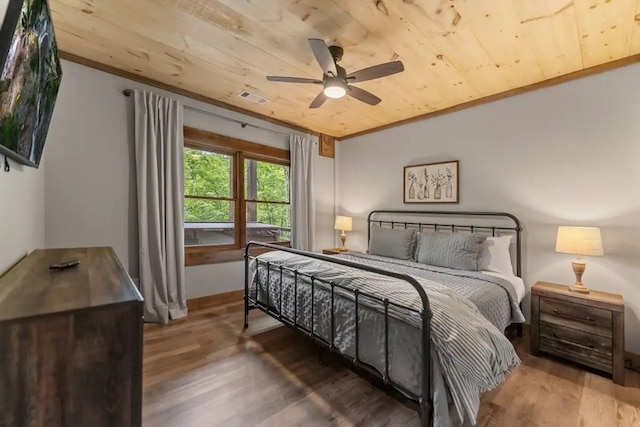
59,51,322,138
339,53,640,141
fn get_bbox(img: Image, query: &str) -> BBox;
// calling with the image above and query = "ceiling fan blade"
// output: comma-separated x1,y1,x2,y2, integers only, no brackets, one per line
346,61,404,83
347,85,382,106
309,92,327,109
308,38,338,76
266,76,322,84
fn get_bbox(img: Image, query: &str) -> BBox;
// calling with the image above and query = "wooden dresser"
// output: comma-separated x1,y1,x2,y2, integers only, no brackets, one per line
0,247,144,427
531,281,624,385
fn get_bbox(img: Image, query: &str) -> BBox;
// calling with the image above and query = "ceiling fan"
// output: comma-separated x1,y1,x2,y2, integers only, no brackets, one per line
266,39,404,109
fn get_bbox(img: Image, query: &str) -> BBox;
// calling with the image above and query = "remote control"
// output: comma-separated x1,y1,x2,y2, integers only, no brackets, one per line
49,260,80,270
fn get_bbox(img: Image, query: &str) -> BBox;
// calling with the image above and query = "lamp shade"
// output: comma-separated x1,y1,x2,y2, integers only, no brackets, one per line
334,215,353,232
555,226,604,256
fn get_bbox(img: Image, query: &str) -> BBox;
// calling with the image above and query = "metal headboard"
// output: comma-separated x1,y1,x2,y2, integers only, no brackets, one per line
367,210,523,277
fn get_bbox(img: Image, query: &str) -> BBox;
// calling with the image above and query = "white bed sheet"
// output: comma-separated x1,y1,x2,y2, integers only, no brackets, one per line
481,271,525,303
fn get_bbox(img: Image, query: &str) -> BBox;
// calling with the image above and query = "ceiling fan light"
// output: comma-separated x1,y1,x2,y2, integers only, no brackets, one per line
323,81,346,98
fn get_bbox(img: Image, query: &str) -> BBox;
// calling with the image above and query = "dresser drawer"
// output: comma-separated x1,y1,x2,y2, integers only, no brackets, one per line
540,297,612,337
540,322,612,355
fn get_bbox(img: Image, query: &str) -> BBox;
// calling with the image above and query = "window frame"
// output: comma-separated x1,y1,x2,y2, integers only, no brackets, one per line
183,127,291,266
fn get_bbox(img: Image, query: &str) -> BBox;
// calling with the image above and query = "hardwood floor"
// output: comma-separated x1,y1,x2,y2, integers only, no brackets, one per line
143,301,640,427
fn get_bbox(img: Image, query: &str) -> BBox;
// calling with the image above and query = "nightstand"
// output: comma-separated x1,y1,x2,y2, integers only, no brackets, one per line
531,281,625,385
322,248,346,255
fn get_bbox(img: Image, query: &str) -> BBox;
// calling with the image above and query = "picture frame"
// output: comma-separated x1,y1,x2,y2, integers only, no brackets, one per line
403,160,459,204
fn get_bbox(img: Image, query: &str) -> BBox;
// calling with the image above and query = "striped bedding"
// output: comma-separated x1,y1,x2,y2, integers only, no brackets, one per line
249,251,523,426
339,252,526,330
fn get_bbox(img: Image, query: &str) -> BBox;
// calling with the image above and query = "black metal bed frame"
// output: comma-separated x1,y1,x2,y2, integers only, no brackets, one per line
243,210,523,427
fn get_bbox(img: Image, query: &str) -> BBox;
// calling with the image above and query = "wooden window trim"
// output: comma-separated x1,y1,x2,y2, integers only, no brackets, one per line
184,127,289,162
184,128,291,266
243,153,290,167
245,199,290,205
185,242,291,266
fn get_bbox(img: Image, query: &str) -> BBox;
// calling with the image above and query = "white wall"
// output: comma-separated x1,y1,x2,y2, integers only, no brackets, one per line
0,162,45,274
44,60,335,298
0,1,8,26
337,63,640,353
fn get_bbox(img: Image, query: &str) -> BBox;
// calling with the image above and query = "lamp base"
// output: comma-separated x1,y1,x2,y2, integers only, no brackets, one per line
339,232,347,252
569,283,590,294
569,260,590,294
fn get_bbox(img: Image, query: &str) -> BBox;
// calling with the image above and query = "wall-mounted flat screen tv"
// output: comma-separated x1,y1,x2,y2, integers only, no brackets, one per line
0,0,62,168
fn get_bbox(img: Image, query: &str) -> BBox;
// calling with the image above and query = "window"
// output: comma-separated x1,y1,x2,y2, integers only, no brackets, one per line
183,127,291,265
184,148,236,247
245,158,290,243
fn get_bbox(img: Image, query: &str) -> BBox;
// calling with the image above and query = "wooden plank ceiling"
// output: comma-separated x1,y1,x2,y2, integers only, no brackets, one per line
50,0,640,138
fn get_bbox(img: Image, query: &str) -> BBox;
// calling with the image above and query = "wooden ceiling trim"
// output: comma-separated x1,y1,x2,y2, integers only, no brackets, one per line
58,51,319,137
339,52,640,141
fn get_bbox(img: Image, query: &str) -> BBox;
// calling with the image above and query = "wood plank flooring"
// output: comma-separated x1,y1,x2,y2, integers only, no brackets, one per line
143,300,640,427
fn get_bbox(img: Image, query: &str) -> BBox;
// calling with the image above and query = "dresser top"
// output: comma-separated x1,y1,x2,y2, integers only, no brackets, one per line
532,281,624,311
0,247,143,323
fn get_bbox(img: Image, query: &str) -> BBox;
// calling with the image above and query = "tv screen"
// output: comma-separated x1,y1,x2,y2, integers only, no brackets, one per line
0,0,62,168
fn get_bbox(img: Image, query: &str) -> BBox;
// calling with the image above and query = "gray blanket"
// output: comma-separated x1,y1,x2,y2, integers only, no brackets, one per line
249,251,523,426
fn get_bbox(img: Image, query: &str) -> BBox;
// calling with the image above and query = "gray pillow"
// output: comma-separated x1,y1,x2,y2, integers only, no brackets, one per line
368,226,417,260
416,232,486,271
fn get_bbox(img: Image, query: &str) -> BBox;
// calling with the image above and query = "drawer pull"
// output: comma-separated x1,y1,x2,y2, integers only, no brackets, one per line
552,309,595,323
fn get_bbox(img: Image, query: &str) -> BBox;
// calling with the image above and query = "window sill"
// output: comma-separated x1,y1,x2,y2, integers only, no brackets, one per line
185,242,291,266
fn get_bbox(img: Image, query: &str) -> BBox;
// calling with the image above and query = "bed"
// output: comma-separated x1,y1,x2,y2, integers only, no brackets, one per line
243,210,526,427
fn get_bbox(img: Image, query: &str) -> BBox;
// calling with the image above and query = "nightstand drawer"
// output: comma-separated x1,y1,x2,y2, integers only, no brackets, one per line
540,322,612,355
539,337,612,374
540,297,612,337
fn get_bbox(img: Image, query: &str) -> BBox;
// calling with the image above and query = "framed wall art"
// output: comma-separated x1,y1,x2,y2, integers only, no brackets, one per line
403,160,459,204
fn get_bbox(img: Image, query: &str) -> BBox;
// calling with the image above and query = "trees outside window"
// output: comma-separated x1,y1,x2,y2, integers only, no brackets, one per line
183,127,290,265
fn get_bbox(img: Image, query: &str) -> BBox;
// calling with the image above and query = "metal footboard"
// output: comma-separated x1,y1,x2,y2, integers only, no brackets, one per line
244,242,433,426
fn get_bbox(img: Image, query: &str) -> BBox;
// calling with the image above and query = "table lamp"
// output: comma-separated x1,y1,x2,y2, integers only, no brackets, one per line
334,215,353,251
555,226,604,294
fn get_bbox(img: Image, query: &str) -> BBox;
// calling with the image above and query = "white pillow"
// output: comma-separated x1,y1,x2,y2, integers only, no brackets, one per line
479,235,514,275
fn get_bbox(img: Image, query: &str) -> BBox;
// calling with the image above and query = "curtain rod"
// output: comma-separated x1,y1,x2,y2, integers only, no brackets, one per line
122,89,291,138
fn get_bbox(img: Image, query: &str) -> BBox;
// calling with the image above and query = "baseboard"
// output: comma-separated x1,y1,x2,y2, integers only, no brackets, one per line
187,290,244,312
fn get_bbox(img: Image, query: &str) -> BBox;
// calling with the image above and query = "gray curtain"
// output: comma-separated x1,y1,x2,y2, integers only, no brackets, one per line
290,134,315,251
134,90,187,323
